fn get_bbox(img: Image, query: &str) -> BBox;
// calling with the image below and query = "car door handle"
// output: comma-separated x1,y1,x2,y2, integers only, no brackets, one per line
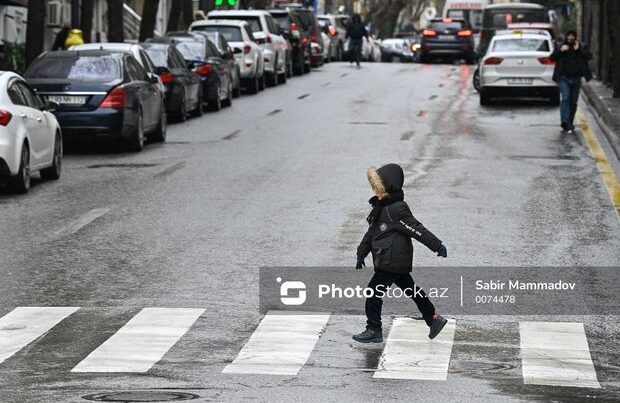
20,113,27,119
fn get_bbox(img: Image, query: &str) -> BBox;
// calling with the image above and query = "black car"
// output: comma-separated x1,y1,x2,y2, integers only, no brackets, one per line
268,9,310,76
164,33,234,111
419,18,475,64
25,50,166,151
193,31,241,97
141,42,202,122
288,7,323,68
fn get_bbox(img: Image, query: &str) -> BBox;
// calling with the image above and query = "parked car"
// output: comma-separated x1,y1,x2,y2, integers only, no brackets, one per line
190,20,266,94
478,29,558,105
25,50,166,151
0,72,62,193
140,42,202,121
318,19,338,62
68,43,164,94
162,33,234,111
419,18,476,64
287,7,324,67
194,30,242,96
268,8,310,76
207,10,287,86
380,38,415,62
317,14,346,61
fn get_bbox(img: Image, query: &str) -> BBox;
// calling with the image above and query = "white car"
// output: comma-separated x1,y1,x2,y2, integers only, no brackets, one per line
69,43,164,93
317,14,346,61
190,20,265,94
479,30,559,105
0,72,62,193
207,10,287,87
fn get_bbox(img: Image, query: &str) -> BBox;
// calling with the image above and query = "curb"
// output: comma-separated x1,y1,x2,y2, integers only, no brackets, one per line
581,82,620,159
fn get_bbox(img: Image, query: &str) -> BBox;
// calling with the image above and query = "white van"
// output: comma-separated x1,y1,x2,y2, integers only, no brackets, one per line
442,0,489,32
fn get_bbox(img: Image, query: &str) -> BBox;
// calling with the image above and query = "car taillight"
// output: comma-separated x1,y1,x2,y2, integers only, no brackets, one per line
244,44,251,54
422,29,437,37
266,34,272,43
0,109,12,126
196,64,211,76
484,57,503,65
538,57,555,65
291,22,298,32
457,30,472,37
100,86,125,108
329,26,337,36
159,72,173,84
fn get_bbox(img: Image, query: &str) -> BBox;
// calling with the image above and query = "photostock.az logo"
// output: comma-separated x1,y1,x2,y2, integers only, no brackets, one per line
276,277,306,305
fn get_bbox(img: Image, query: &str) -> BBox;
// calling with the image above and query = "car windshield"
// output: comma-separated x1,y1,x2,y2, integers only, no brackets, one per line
193,26,243,42
492,38,549,52
25,55,122,81
213,16,261,32
273,15,291,31
429,22,465,30
143,47,167,67
175,41,204,61
484,9,547,29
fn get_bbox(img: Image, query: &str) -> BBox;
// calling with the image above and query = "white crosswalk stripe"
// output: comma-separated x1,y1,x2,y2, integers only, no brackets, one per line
72,308,204,373
222,312,330,375
0,306,79,364
520,321,601,388
373,317,456,380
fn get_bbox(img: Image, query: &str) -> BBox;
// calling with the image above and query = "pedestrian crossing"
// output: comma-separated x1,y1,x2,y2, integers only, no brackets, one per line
0,307,604,389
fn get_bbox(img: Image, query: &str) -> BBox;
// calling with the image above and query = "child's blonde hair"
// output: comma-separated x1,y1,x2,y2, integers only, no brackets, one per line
367,166,388,199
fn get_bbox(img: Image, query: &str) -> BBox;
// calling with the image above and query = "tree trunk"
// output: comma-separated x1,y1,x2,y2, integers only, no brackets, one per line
26,0,46,67
81,0,95,43
139,0,160,41
107,0,125,42
167,0,183,33
368,0,407,39
607,0,620,97
181,0,193,29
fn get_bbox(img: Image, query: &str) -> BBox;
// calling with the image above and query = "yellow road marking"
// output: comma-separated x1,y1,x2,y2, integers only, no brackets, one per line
576,109,620,218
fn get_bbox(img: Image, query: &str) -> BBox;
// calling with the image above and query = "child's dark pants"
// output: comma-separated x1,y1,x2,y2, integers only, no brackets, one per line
365,270,435,330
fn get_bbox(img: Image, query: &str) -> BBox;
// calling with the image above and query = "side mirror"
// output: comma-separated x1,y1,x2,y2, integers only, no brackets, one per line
43,100,59,112
233,47,243,54
147,73,160,84
154,66,170,75
186,61,195,69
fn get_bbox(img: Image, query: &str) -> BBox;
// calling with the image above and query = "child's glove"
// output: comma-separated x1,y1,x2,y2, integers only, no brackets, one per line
436,244,447,258
356,256,365,270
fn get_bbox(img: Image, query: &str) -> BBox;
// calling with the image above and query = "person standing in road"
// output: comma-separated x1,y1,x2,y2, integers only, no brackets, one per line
353,163,449,343
550,30,592,132
346,14,368,69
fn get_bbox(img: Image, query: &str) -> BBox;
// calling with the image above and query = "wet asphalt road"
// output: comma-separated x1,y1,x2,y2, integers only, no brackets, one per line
0,61,619,403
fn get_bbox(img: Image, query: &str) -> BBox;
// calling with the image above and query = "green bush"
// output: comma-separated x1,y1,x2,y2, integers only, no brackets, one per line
3,41,26,74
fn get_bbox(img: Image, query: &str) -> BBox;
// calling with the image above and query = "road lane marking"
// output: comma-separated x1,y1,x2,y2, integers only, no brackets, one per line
400,131,415,141
221,129,241,140
0,307,79,364
297,93,310,99
153,162,185,179
72,308,204,373
373,318,456,380
54,208,110,236
576,109,620,217
266,109,282,116
222,312,329,375
520,321,600,388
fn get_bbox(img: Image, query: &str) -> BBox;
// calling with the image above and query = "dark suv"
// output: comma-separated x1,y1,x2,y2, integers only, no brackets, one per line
268,8,311,75
419,18,475,64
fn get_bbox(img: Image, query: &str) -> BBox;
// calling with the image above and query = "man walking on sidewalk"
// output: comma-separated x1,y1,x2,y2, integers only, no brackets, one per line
353,164,448,343
550,30,592,132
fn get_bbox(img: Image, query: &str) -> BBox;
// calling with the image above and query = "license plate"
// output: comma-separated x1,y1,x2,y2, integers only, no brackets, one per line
46,95,87,105
507,78,533,85
438,35,454,40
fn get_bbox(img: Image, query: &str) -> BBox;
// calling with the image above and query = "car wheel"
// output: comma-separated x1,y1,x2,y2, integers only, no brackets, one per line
337,43,343,61
246,75,259,94
294,55,304,75
174,93,187,122
391,55,401,63
209,82,222,111
223,79,233,107
191,87,204,117
472,68,481,93
267,59,278,87
40,132,62,180
287,58,293,78
279,64,287,84
128,109,145,152
233,68,241,98
150,111,167,142
12,143,30,193
480,89,491,106
258,73,266,90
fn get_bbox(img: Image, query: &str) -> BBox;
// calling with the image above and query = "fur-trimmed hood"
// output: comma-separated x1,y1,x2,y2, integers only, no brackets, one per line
367,163,404,196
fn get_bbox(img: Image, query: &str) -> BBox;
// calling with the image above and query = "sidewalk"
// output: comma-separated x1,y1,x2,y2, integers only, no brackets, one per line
581,80,620,159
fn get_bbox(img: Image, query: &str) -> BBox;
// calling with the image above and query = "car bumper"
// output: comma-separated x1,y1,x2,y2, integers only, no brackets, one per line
236,56,258,78
54,109,132,140
422,42,473,55
481,74,556,88
0,128,21,175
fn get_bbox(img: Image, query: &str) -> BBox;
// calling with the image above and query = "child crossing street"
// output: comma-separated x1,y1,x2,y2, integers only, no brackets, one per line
353,163,448,343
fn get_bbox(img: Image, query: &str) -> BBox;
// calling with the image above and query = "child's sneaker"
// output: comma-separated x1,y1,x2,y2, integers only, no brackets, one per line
352,328,383,343
428,314,448,339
